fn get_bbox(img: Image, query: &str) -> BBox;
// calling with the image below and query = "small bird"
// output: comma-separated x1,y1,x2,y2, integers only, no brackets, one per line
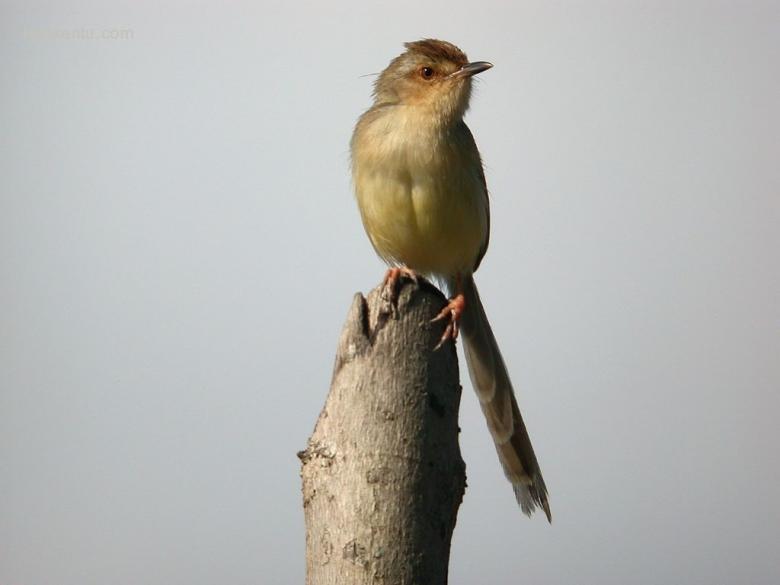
351,39,550,521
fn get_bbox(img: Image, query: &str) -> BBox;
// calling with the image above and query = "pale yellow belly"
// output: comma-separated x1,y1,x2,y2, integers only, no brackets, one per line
354,163,487,277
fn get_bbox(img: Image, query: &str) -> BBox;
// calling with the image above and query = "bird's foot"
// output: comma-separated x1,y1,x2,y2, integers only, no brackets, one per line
431,293,465,349
381,266,419,306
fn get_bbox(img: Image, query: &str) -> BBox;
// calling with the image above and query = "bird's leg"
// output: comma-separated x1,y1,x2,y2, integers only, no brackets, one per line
431,274,465,349
381,266,419,305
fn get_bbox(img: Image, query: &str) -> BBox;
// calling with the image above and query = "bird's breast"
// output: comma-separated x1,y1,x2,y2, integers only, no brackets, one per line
352,108,488,276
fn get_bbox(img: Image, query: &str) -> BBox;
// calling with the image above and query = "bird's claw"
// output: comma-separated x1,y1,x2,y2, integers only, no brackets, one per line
431,293,465,349
381,266,419,307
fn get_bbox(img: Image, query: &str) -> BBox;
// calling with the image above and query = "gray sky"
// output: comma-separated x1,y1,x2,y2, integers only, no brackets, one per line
1,1,778,584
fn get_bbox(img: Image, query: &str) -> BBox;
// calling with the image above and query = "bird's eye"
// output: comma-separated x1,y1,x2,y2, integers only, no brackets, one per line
420,66,435,79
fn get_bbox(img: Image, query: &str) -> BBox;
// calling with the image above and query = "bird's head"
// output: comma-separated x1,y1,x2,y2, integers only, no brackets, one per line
372,39,492,125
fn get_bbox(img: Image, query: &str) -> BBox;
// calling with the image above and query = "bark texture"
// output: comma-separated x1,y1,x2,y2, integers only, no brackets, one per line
299,278,466,585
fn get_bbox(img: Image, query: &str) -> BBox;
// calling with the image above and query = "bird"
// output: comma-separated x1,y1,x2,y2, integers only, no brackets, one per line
350,39,550,521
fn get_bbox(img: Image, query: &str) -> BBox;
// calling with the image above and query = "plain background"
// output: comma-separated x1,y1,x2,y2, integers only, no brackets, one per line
2,1,778,584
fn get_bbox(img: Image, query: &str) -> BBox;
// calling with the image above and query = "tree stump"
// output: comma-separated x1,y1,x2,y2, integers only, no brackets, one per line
299,278,466,585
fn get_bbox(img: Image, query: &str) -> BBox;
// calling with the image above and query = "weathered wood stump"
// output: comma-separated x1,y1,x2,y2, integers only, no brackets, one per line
299,278,466,585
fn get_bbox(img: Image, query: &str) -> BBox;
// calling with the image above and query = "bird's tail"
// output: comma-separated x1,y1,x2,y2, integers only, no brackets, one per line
457,275,550,521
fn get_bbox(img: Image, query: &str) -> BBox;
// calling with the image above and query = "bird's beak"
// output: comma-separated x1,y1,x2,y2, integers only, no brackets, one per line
449,61,493,79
